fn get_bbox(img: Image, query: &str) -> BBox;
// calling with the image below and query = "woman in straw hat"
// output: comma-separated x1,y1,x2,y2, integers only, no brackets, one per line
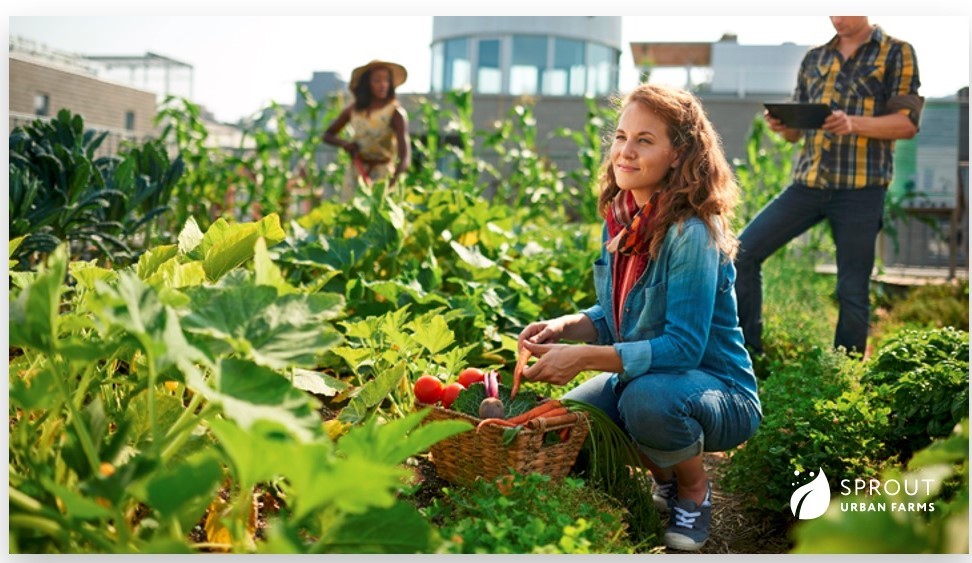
323,60,411,195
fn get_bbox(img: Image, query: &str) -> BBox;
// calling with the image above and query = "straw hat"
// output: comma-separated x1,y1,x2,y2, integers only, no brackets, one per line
349,60,408,91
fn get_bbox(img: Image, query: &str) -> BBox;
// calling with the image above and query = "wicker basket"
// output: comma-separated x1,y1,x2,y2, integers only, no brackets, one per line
421,401,589,486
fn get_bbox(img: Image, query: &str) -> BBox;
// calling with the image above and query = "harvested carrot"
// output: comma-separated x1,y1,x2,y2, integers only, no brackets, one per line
476,418,518,432
511,346,532,400
523,408,570,428
505,400,563,425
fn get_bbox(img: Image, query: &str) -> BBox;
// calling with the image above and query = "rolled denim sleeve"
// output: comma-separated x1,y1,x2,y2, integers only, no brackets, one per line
581,303,613,345
614,222,719,381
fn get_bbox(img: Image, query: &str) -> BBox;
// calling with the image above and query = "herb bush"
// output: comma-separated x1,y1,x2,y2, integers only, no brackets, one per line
862,326,970,459
421,472,641,554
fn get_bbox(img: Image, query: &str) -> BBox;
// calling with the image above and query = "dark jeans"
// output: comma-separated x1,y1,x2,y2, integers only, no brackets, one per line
735,184,887,355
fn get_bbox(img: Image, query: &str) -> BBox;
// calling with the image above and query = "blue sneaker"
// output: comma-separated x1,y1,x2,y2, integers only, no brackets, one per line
652,477,677,513
664,484,712,551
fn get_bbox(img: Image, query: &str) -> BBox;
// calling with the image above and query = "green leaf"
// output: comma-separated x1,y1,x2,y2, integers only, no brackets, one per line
338,362,406,425
337,409,472,465
191,358,324,443
288,452,405,520
144,454,223,520
136,244,180,279
10,244,68,354
129,390,193,450
316,502,441,553
178,216,204,256
146,259,207,288
450,240,499,270
183,283,344,370
207,418,302,489
291,369,351,397
201,214,287,281
329,346,375,374
253,236,295,295
408,314,455,356
90,273,201,375
45,482,112,521
69,260,118,291
9,363,61,410
792,502,927,553
9,235,26,263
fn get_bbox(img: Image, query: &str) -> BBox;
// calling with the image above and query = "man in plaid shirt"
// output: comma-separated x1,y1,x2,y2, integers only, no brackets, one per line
735,16,923,356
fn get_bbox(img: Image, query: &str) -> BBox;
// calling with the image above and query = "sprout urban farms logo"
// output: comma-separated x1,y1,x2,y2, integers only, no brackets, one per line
790,467,938,520
790,468,831,520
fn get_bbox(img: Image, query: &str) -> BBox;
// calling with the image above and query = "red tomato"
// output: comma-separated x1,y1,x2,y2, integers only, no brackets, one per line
414,375,444,405
457,367,485,388
441,382,466,409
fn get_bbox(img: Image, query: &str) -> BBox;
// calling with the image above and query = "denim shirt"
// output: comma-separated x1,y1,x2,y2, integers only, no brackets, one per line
581,217,761,407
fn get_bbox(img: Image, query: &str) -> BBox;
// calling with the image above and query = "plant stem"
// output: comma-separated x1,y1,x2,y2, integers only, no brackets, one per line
52,355,100,474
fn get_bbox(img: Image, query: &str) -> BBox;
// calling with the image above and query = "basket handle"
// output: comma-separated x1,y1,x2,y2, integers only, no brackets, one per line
527,412,580,432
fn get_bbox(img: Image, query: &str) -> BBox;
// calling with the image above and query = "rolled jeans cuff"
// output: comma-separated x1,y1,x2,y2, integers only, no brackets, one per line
636,433,704,468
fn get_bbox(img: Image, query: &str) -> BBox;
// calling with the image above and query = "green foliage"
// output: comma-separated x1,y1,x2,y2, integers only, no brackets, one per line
862,327,970,458
553,96,616,223
879,282,969,334
732,114,796,230
421,473,637,553
753,253,839,377
9,216,458,554
726,325,970,517
724,347,889,513
9,108,184,267
792,419,969,554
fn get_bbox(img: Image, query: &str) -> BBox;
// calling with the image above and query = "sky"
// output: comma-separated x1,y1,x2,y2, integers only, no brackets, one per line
6,12,971,124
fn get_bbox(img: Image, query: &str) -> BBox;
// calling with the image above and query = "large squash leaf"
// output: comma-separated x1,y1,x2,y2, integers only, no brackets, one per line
200,214,286,281
191,359,324,443
182,282,344,370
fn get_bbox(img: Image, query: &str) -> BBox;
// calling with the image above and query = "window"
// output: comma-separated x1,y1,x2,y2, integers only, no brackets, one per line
443,38,471,91
476,39,501,94
510,35,547,95
544,38,586,96
34,93,50,117
586,43,617,95
431,42,444,93
125,111,136,131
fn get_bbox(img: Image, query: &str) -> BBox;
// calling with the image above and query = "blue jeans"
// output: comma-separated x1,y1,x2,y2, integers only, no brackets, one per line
563,371,762,468
735,184,887,354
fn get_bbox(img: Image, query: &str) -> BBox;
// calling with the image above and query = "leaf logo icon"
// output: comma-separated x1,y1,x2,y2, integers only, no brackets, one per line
790,468,830,520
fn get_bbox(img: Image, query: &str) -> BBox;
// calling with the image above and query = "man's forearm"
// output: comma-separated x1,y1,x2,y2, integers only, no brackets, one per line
848,112,918,140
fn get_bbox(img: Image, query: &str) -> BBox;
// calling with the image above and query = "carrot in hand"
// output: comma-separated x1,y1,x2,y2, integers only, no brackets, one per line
511,345,532,399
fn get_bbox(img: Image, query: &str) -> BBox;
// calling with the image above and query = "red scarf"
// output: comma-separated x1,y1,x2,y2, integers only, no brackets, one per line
605,190,660,337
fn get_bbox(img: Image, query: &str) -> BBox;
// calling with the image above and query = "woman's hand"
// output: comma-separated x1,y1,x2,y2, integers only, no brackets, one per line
519,340,585,386
342,141,360,156
517,318,567,349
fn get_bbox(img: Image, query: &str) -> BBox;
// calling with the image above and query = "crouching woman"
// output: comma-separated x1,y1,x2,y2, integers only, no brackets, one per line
517,83,762,552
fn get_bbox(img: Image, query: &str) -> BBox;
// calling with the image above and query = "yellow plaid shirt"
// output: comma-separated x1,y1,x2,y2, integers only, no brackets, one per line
792,25,922,190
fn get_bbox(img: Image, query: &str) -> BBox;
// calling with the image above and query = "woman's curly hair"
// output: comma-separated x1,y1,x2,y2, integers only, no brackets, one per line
597,83,740,260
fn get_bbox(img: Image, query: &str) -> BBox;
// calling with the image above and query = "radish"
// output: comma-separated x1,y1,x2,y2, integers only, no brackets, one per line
483,370,499,399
